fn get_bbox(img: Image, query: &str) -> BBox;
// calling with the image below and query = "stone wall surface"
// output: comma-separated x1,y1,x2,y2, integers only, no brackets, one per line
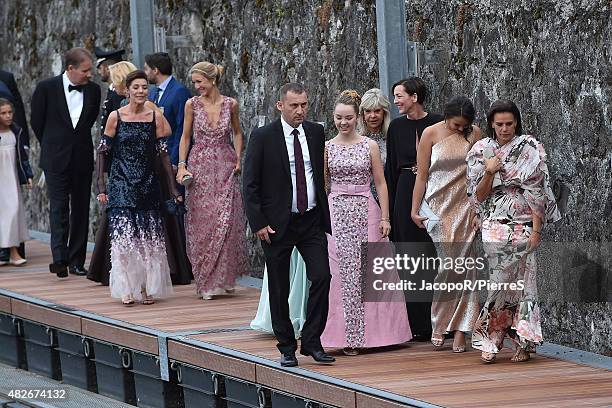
403,0,612,356
1,0,610,355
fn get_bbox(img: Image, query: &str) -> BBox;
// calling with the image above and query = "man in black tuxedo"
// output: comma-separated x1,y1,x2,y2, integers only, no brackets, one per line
243,83,335,367
30,47,101,278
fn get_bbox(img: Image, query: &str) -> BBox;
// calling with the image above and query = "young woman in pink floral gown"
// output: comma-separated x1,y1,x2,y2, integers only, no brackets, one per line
321,90,411,355
176,61,248,299
466,100,560,363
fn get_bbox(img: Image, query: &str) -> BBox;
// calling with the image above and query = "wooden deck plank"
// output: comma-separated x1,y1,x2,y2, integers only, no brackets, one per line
11,299,81,333
189,325,612,408
0,239,610,408
82,319,158,355
0,295,11,313
256,365,356,407
167,340,256,382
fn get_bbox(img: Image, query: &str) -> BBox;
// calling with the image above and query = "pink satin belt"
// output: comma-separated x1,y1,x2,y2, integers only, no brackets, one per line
330,183,371,197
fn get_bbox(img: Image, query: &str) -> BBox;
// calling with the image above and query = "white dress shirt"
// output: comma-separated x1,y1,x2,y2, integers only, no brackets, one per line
62,72,84,129
281,117,317,213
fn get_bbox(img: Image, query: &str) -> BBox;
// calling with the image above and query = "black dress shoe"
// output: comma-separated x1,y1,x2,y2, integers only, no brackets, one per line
49,263,68,278
280,352,298,367
300,349,335,364
69,265,88,276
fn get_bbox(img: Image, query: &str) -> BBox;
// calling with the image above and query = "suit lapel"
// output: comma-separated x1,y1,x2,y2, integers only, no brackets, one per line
55,76,73,129
303,121,318,170
303,121,321,189
273,119,291,179
149,86,158,103
158,77,175,106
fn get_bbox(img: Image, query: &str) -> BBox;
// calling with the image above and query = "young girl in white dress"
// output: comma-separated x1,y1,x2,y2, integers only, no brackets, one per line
0,98,32,266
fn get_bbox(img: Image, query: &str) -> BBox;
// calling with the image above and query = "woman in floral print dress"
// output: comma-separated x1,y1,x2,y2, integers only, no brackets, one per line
466,100,561,363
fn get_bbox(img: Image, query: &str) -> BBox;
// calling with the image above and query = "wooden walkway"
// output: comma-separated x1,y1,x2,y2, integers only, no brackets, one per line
1,240,611,407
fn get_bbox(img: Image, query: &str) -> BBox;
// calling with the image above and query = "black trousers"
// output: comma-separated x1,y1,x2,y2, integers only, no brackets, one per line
392,170,436,339
45,169,92,267
262,208,331,354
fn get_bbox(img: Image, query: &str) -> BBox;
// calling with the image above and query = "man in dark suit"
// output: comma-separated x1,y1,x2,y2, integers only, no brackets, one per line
144,52,191,166
0,69,29,143
30,47,101,278
243,83,335,367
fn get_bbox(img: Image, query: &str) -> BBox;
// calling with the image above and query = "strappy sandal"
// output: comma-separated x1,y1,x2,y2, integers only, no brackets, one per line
121,295,135,306
343,348,359,356
431,335,445,348
453,344,466,353
452,331,466,353
511,348,530,363
141,289,154,305
481,351,496,363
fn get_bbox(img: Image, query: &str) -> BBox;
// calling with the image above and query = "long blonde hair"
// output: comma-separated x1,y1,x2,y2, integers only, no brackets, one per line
109,61,138,94
190,61,225,85
359,88,391,137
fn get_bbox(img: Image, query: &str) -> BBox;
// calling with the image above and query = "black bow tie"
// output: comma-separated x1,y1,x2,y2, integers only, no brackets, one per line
68,84,84,92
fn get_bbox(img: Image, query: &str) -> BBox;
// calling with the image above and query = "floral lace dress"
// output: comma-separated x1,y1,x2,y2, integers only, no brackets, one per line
185,96,248,295
321,137,411,349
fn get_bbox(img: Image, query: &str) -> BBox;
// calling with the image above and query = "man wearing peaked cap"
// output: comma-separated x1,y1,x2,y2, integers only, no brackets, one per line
94,47,125,83
95,47,126,135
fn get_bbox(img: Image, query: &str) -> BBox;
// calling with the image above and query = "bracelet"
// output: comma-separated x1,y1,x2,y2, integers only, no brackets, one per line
532,230,541,235
178,161,187,167
485,169,496,175
380,218,390,222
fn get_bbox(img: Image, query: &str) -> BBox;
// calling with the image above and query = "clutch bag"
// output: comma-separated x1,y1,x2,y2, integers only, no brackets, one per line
181,174,193,187
418,200,440,233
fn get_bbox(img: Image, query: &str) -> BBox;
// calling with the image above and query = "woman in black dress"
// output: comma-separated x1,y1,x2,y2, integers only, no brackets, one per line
385,77,442,340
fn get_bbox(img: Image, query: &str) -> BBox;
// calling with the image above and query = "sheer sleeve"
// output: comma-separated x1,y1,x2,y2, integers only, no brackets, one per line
96,135,114,195
156,137,180,199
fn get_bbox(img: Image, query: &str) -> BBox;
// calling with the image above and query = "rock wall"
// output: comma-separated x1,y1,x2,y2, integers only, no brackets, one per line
0,0,610,355
404,0,612,356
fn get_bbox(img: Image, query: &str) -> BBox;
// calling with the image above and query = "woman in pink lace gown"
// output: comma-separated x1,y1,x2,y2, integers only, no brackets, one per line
176,61,248,299
321,90,411,355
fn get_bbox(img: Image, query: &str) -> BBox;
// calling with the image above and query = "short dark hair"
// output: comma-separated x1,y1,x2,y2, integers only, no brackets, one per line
144,52,172,75
125,70,148,89
279,83,306,101
64,47,93,70
486,99,523,138
392,77,428,105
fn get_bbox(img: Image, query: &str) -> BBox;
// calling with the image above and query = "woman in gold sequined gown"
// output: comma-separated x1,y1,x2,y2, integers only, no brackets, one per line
411,96,482,352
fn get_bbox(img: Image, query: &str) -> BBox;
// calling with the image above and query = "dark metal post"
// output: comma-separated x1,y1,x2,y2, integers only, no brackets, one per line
375,0,409,118
129,0,155,69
